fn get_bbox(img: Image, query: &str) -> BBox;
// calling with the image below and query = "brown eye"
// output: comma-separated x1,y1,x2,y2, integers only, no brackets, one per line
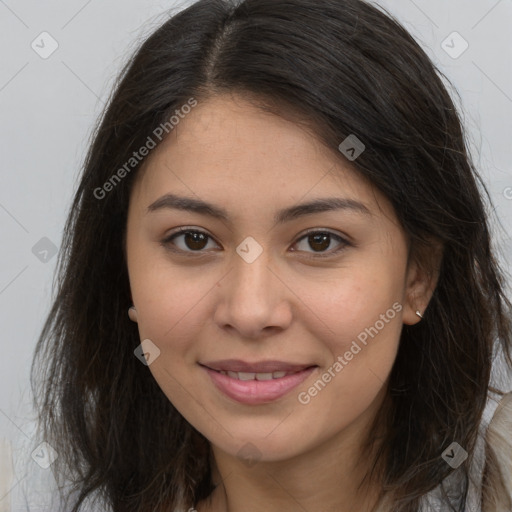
182,231,208,250
162,229,219,254
292,230,350,257
308,233,331,252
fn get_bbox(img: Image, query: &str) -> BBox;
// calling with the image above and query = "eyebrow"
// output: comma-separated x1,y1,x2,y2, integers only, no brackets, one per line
146,193,371,224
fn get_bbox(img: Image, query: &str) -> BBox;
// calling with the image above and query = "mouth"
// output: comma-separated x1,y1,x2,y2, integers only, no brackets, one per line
199,360,318,404
200,359,315,374
208,369,303,381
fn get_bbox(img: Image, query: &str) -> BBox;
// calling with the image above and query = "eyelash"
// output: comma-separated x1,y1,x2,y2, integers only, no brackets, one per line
160,227,352,259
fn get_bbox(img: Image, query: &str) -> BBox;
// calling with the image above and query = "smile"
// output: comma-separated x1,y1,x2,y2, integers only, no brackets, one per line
199,361,318,405
215,370,297,380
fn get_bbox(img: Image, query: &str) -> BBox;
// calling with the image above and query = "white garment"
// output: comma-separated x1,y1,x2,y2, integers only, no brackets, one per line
419,390,504,512
0,392,508,512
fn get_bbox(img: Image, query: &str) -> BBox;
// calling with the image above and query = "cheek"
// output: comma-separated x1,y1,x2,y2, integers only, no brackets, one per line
131,265,213,422
129,254,218,348
301,266,405,350
293,269,403,408
293,288,402,449
128,262,223,417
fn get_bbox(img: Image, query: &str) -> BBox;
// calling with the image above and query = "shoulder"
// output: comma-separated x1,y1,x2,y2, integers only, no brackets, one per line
482,391,512,512
487,391,512,435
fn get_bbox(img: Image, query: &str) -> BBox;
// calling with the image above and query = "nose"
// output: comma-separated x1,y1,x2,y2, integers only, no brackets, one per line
213,249,293,340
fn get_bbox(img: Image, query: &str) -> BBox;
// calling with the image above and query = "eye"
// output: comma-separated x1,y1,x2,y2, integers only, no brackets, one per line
291,230,350,258
161,228,220,254
161,227,351,258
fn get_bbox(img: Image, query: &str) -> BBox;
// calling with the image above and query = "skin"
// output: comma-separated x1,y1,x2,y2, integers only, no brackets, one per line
125,92,440,512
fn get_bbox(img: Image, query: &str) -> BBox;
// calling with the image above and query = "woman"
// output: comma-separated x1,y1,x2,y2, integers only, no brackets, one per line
8,0,512,510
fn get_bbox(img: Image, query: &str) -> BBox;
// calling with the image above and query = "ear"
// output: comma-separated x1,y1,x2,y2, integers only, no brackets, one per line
402,240,443,325
128,306,138,323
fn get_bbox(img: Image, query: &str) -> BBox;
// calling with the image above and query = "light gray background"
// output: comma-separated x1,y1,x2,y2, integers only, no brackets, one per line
1,0,511,448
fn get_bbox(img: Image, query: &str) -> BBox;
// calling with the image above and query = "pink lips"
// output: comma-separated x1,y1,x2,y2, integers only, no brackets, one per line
200,359,317,405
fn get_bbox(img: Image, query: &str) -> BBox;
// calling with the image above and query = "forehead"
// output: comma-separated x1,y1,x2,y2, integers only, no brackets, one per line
130,93,392,220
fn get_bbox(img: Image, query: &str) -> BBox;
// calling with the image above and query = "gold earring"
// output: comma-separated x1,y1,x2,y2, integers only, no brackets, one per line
415,310,423,319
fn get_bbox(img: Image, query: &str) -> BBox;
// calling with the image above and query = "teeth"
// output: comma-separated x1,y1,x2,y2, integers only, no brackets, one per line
238,372,256,381
218,370,296,380
255,373,273,381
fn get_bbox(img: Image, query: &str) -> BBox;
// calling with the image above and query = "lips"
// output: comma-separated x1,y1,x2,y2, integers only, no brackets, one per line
200,359,318,404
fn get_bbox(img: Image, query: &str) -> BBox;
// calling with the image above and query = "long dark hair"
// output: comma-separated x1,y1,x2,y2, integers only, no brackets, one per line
31,0,512,511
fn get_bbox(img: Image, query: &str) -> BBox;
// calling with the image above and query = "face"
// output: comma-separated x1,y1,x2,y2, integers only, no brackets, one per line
125,93,430,462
